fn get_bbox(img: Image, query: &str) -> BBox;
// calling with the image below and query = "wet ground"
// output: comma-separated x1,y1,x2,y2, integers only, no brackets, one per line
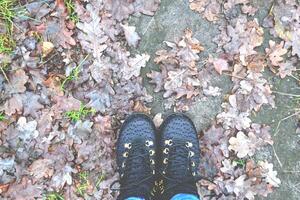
131,0,300,199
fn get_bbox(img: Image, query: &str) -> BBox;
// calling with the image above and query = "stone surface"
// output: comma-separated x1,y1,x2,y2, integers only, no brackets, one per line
131,0,300,199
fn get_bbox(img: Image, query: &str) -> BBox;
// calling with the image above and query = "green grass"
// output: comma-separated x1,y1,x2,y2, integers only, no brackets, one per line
44,192,64,200
0,62,10,82
0,0,17,54
0,34,15,53
65,103,96,122
0,112,5,121
60,55,89,91
0,0,16,32
64,0,79,23
76,171,89,197
95,172,105,188
233,159,246,168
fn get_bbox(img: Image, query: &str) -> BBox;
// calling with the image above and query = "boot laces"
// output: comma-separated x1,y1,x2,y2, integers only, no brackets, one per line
110,143,154,197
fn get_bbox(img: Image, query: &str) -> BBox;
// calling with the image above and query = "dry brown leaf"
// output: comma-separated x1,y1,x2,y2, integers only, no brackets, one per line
123,54,150,80
211,57,229,75
133,101,151,114
7,69,29,94
0,183,10,194
2,94,23,116
44,74,64,96
228,131,256,158
189,0,220,22
29,158,54,180
121,24,141,47
153,113,163,127
246,54,267,72
258,161,281,187
265,40,287,66
278,61,297,78
147,70,165,92
42,41,54,57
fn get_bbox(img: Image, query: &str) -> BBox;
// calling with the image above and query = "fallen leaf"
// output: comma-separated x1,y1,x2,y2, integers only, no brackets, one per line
42,41,54,57
17,117,39,142
228,131,255,158
4,177,44,200
44,74,64,96
1,94,23,116
121,24,141,47
29,158,54,180
153,113,163,127
123,54,150,80
258,161,281,187
265,40,287,66
133,101,151,114
203,86,221,97
278,61,297,78
0,183,10,194
211,57,229,75
6,69,29,94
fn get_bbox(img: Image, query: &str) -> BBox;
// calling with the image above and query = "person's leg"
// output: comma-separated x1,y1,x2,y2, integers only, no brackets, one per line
125,197,145,200
158,114,201,200
170,193,200,200
114,114,157,200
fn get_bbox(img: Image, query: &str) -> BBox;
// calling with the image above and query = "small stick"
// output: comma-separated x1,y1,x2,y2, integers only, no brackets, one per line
143,17,155,35
272,145,283,168
272,91,300,98
290,74,300,82
37,51,59,68
0,67,10,83
283,170,300,173
274,111,300,136
222,72,246,80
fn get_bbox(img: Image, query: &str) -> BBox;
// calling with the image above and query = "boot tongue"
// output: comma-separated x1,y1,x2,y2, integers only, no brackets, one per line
168,147,190,179
119,142,152,199
163,145,199,199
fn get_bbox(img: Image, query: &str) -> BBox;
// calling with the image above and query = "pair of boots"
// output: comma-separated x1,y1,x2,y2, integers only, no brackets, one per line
112,113,201,200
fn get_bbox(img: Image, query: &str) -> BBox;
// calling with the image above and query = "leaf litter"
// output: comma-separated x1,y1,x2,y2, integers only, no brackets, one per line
0,0,298,199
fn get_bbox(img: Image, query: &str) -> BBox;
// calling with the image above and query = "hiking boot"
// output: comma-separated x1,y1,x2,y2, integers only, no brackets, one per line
114,114,157,200
158,113,200,199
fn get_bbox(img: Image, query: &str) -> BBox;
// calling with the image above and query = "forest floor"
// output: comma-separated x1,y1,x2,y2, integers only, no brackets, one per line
0,0,299,199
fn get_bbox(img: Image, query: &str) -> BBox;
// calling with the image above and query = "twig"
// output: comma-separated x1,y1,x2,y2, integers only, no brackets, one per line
272,91,300,97
283,170,300,173
37,51,59,68
223,72,246,80
290,74,300,82
142,17,154,35
274,111,300,136
0,66,10,83
272,145,283,168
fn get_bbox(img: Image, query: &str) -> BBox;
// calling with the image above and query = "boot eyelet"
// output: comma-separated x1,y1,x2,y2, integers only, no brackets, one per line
149,149,155,156
191,161,196,167
185,142,193,148
163,158,168,164
146,140,153,146
162,170,166,174
123,152,128,157
152,170,155,174
165,139,173,146
150,159,155,165
121,173,124,178
192,172,196,176
163,148,169,154
124,143,132,149
188,151,194,157
122,162,126,168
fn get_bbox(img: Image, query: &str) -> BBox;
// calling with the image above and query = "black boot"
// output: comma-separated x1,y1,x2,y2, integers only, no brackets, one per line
158,114,200,200
114,114,157,200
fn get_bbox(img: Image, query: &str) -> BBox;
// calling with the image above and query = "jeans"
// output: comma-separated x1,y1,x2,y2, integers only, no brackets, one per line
125,193,199,200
